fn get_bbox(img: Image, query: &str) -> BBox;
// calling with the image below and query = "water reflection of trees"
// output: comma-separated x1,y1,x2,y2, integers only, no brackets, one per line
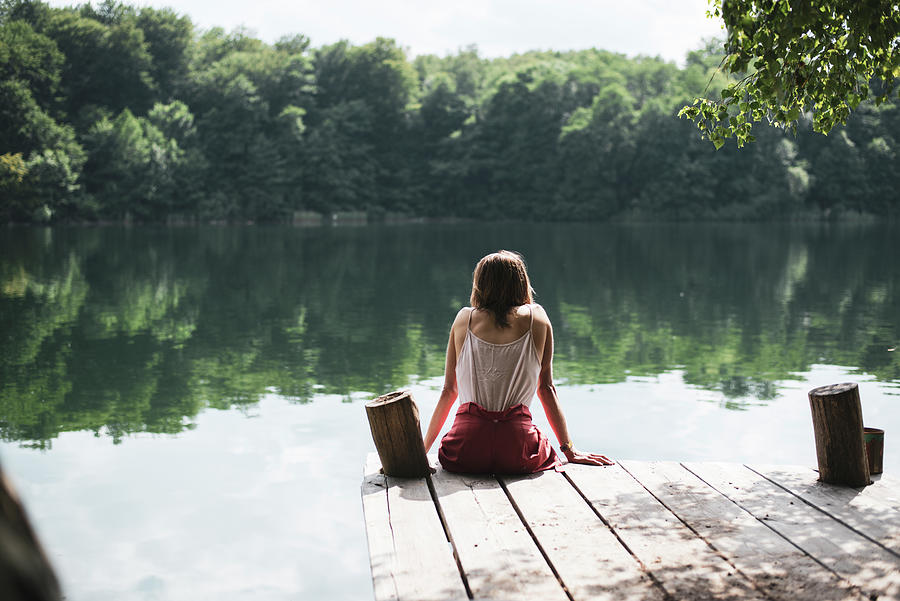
1,224,898,445
536,225,900,397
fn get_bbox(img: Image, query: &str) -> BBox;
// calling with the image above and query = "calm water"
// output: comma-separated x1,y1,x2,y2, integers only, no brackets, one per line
1,223,898,600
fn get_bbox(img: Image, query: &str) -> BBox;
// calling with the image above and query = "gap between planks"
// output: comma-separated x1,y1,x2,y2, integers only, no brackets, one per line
683,462,899,600
745,464,900,560
364,457,899,601
567,462,770,601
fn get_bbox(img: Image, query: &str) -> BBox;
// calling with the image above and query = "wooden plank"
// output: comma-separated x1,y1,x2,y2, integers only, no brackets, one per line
748,464,900,556
362,454,400,601
361,454,467,601
621,461,865,601
684,462,900,601
859,473,900,513
500,469,663,601
430,468,568,601
565,463,766,601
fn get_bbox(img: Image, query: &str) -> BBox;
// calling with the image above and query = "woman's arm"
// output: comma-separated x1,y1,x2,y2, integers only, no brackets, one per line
534,307,614,466
423,310,466,453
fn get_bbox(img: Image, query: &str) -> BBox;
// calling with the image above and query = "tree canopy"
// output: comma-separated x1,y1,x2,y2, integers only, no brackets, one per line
1,0,898,221
681,0,900,148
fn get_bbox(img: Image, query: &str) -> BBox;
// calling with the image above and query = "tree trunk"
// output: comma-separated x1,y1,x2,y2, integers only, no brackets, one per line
808,382,870,487
365,390,430,478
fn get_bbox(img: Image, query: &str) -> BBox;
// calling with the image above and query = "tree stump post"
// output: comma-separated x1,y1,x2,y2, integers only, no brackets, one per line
808,382,870,487
365,390,430,478
0,465,62,601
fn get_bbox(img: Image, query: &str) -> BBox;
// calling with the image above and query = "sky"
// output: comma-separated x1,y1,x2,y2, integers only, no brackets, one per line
47,0,726,64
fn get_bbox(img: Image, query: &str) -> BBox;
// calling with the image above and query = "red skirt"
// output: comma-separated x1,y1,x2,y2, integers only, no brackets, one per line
438,402,560,474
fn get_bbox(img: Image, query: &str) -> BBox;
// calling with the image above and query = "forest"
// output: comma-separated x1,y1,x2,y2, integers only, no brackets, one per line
1,0,898,224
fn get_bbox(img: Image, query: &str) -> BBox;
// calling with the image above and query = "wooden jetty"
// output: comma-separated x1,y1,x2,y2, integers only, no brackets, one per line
361,453,900,601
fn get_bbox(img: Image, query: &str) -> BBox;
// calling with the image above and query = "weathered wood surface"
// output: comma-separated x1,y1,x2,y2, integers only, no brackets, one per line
361,454,467,601
808,382,870,487
566,463,766,601
502,469,663,601
748,464,900,555
430,468,568,601
361,455,900,601
620,461,866,601
686,462,900,600
366,391,430,478
856,473,900,513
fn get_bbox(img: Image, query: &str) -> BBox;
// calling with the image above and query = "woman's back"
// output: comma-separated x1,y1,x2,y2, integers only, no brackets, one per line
468,304,532,343
456,305,542,412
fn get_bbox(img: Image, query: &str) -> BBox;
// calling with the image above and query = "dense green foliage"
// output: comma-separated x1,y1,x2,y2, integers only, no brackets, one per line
2,224,899,445
1,0,898,222
681,0,899,148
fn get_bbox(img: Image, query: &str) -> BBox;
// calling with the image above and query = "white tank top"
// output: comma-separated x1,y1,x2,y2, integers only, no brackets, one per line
456,305,542,411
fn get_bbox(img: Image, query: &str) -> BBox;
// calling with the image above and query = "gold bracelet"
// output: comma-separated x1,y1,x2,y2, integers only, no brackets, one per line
560,441,574,452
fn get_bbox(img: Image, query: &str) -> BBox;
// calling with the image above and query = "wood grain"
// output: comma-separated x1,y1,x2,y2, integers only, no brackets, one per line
808,383,870,487
685,461,899,601
749,463,900,556
566,463,767,601
622,461,866,601
501,469,663,601
361,453,467,601
430,468,568,601
361,458,900,601
366,391,430,478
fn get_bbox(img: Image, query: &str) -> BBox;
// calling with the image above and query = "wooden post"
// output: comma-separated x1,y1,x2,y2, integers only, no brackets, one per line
365,390,430,478
808,382,870,487
0,465,63,601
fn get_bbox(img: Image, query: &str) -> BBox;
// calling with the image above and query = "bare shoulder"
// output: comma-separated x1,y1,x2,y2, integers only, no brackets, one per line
453,306,473,325
449,307,472,353
530,303,552,328
529,304,553,363
450,307,472,335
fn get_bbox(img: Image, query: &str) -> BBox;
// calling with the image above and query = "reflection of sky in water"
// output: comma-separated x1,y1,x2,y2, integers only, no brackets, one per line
1,395,376,601
4,365,897,601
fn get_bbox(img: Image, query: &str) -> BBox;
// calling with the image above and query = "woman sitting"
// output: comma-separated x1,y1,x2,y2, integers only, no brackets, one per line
423,250,613,474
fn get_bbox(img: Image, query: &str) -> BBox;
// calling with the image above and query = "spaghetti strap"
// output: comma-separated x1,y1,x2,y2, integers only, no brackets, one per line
466,307,474,330
528,304,534,332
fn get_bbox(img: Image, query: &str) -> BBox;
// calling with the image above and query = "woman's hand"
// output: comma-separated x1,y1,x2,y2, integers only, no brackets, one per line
563,447,614,466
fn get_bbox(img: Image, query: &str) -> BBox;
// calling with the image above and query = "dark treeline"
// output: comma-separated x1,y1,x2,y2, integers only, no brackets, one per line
2,0,898,224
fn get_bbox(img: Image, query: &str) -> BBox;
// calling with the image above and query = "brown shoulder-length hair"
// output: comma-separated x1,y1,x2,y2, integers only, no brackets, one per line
470,250,534,328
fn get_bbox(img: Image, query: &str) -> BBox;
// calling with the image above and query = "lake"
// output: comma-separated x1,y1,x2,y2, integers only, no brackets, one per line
1,223,898,600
